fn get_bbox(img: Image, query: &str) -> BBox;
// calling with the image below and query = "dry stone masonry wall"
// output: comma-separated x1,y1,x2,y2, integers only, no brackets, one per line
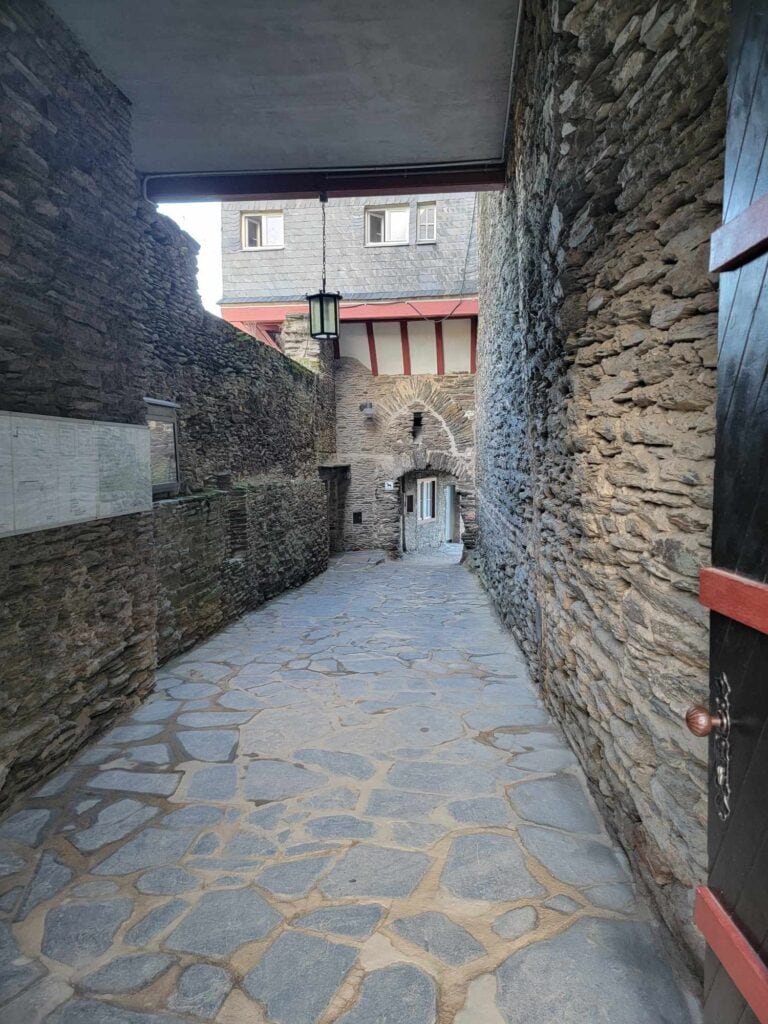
476,0,727,966
0,0,331,809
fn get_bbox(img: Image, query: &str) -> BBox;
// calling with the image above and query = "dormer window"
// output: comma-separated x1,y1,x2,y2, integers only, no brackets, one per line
417,202,437,242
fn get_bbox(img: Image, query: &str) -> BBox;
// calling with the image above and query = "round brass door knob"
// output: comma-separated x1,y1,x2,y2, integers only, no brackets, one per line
685,705,722,737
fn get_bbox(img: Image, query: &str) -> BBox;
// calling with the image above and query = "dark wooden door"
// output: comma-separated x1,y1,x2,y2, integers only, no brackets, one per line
697,2,768,1021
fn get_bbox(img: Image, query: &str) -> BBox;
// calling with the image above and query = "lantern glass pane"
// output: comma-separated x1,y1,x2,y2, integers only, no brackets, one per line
309,294,322,336
322,294,339,336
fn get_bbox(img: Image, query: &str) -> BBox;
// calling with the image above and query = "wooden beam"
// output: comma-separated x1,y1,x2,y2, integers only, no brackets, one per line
400,321,412,376
365,321,379,377
699,566,768,636
144,163,506,203
435,321,445,375
710,193,768,272
696,886,768,1023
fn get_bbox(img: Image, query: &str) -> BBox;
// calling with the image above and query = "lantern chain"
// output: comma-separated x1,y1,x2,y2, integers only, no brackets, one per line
320,191,328,292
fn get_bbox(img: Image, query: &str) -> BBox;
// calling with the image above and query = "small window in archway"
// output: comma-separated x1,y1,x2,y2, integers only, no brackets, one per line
412,411,423,439
417,477,436,521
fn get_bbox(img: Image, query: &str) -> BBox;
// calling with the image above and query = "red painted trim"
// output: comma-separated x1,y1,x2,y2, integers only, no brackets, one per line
366,321,379,376
710,193,768,273
435,321,445,375
699,567,768,636
400,321,411,376
695,886,768,1023
470,316,478,373
221,298,479,323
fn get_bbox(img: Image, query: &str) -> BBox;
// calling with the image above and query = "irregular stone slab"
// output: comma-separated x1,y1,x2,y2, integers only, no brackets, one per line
391,823,446,848
42,898,133,966
303,787,358,810
0,920,43,1002
0,809,50,846
0,851,25,877
172,661,231,682
392,912,485,965
47,999,188,1023
306,816,374,839
442,835,545,902
161,806,223,829
510,777,601,833
365,790,441,821
244,761,324,800
169,682,220,699
15,851,72,920
136,868,198,895
493,906,538,940
335,964,437,1024
70,880,119,897
248,802,288,828
255,856,332,896
465,707,548,730
177,730,237,763
243,931,357,1024
77,746,120,765
336,707,464,752
321,845,430,898
585,883,637,913
495,918,693,1023
71,799,158,853
124,744,171,765
106,725,164,744
544,894,581,913
94,828,194,876
177,712,250,728
35,770,78,797
519,826,629,886
0,974,73,1024
83,954,174,993
169,964,232,1019
186,765,238,800
387,761,498,795
294,904,383,938
224,833,277,858
218,691,266,710
165,889,280,956
0,888,20,912
191,832,219,854
513,748,576,772
88,771,180,796
125,899,188,946
295,749,376,779
131,700,178,722
447,798,512,826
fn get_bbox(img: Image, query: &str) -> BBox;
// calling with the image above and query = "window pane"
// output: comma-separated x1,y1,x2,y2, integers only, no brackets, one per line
246,216,262,248
387,208,409,242
148,419,177,485
418,205,436,241
368,211,384,243
265,213,283,246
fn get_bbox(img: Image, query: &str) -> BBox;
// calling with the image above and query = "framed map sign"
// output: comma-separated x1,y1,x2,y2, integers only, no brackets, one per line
0,411,152,538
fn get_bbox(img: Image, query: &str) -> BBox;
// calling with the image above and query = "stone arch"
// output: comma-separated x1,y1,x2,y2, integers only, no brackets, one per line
378,377,474,458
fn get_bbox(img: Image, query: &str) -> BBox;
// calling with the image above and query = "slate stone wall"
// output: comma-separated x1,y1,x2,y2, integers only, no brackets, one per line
0,0,331,809
332,356,476,552
476,0,727,965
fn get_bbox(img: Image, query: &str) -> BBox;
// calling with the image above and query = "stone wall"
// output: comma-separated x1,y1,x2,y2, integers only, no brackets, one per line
331,356,476,552
0,0,332,809
476,0,727,966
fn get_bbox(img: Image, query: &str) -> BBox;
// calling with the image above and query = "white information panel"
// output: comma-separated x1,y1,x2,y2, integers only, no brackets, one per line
0,411,152,538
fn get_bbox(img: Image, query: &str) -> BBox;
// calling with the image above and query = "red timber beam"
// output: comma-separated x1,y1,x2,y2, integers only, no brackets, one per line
365,321,379,377
695,887,768,1024
699,566,768,636
435,321,445,375
400,321,412,376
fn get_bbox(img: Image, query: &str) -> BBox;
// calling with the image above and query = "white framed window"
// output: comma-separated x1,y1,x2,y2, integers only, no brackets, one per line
365,206,410,246
241,211,284,250
417,477,436,521
417,202,437,243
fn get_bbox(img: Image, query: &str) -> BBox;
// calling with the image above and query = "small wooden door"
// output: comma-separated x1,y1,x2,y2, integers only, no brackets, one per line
695,2,768,1021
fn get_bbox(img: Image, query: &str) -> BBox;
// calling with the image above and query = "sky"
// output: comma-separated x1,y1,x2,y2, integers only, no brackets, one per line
157,202,222,316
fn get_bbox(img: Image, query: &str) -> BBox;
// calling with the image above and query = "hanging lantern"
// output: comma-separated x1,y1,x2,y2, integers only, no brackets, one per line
307,193,342,341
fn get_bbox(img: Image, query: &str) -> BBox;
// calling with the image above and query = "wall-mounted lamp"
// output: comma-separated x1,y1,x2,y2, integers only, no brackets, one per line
359,401,375,419
307,193,341,341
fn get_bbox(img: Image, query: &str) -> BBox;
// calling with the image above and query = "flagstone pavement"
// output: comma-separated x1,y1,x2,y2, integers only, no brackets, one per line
0,550,700,1023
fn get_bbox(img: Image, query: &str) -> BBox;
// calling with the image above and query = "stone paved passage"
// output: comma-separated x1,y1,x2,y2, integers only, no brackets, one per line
0,551,699,1023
